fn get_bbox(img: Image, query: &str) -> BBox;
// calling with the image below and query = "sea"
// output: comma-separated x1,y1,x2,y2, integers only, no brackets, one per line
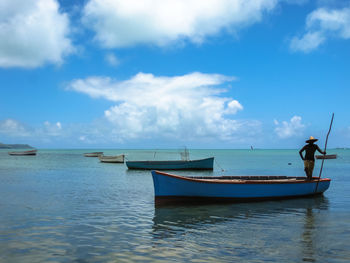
0,149,349,263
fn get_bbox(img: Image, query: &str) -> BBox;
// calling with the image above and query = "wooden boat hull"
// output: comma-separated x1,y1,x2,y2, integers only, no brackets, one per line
151,171,331,205
126,157,214,170
84,152,103,157
316,154,337,159
99,154,124,163
8,150,37,156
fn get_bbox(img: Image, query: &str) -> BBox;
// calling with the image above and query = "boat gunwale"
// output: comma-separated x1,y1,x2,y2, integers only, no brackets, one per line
153,170,331,185
126,157,214,165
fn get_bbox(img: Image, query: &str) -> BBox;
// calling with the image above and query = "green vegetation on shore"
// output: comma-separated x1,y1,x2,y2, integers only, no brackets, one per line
0,142,33,149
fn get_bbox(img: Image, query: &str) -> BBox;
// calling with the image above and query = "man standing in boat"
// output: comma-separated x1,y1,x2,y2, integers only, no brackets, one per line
299,136,326,180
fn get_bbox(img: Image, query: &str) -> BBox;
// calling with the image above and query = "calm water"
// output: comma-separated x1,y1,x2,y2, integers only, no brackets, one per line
0,149,349,263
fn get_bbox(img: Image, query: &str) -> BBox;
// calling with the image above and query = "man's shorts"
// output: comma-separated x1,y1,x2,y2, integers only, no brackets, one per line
304,160,315,174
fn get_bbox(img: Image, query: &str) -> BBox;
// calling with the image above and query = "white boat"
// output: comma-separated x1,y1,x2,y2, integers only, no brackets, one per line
98,154,125,163
84,152,103,157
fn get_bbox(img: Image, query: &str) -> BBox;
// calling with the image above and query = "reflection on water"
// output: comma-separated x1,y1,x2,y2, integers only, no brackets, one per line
153,196,329,234
302,207,316,262
152,196,330,262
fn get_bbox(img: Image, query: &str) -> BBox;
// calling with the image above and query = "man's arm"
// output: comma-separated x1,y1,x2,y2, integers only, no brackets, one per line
316,145,326,155
299,146,306,160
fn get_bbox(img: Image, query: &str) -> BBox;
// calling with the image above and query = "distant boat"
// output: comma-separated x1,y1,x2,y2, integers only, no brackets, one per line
8,149,37,156
151,170,331,205
126,157,214,170
84,152,103,157
98,154,125,163
316,154,337,160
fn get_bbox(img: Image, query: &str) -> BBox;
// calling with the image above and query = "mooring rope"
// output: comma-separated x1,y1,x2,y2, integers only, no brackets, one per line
215,159,225,172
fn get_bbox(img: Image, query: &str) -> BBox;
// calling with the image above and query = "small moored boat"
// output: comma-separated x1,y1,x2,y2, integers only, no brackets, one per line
8,149,37,156
151,170,331,205
99,154,125,163
84,152,103,157
316,154,337,159
126,157,214,170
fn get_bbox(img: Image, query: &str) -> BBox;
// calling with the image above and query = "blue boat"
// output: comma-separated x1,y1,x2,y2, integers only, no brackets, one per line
126,157,214,170
151,170,331,205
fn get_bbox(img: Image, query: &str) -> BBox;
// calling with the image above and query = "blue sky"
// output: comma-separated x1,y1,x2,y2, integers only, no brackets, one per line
0,0,349,149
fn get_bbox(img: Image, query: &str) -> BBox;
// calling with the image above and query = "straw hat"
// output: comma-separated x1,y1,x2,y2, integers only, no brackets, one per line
306,136,318,143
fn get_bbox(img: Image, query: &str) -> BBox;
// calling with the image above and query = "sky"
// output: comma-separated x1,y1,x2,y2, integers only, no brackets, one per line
0,0,349,149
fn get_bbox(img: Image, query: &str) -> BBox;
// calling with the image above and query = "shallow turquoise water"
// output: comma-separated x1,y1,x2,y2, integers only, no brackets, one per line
0,149,349,262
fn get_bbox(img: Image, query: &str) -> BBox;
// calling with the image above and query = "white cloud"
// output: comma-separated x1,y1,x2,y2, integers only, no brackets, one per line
282,0,308,5
290,32,325,53
226,100,244,114
0,119,65,141
274,115,305,138
67,72,258,143
290,6,350,52
105,53,120,66
82,0,278,48
0,0,74,68
0,119,31,137
43,121,62,136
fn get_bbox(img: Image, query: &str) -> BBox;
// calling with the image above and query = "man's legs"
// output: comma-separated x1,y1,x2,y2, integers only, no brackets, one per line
304,160,315,180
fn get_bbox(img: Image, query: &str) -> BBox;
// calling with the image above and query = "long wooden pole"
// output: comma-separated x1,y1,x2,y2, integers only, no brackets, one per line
315,113,334,193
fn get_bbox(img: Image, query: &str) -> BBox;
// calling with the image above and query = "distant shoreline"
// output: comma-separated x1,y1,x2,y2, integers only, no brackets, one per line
0,143,34,149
